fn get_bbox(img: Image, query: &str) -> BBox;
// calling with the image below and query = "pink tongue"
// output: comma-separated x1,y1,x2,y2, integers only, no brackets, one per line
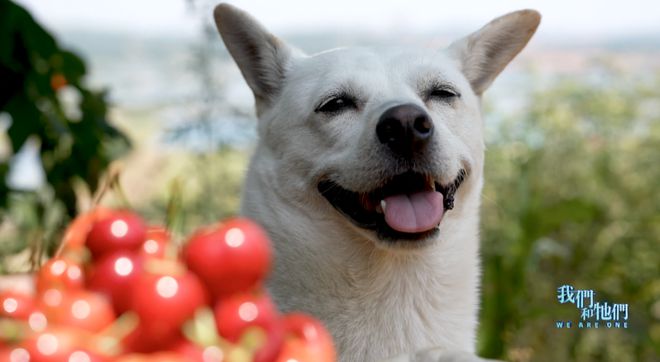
383,191,444,233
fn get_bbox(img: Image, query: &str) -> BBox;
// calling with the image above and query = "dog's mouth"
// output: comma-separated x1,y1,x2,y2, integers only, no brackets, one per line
317,170,466,241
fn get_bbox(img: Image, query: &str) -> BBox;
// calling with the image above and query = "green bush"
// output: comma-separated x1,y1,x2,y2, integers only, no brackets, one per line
478,73,659,361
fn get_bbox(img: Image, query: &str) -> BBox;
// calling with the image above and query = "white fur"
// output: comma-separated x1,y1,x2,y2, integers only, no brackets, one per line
213,4,540,361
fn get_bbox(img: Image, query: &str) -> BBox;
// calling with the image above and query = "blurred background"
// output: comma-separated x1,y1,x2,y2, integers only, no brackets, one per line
0,0,658,361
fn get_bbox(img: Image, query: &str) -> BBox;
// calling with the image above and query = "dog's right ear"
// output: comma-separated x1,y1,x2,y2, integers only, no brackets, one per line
213,3,293,108
449,9,541,95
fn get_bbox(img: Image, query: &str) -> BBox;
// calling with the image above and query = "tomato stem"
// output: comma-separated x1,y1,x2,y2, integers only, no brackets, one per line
165,177,185,240
94,312,139,355
0,318,28,343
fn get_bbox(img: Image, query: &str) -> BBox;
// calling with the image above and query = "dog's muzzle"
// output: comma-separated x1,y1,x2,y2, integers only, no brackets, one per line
317,103,467,242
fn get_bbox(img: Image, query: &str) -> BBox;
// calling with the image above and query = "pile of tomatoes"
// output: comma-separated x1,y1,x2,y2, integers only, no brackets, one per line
0,208,336,362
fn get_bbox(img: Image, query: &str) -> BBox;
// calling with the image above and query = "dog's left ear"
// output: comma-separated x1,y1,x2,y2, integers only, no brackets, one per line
213,3,294,110
449,10,541,95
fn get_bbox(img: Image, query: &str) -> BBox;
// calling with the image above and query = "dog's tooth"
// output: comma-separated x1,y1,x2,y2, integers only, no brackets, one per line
375,198,384,213
426,175,435,190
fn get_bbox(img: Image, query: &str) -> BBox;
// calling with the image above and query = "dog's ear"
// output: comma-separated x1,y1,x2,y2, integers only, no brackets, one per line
213,3,293,108
449,9,540,95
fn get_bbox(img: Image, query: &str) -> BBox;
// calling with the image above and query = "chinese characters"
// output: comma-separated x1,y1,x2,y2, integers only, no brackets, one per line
555,284,629,329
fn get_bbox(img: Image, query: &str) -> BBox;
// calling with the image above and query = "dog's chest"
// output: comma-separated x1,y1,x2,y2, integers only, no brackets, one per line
342,267,476,361
271,250,479,362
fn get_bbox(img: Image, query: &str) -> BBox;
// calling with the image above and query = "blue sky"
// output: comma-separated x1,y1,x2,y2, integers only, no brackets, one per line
15,0,660,39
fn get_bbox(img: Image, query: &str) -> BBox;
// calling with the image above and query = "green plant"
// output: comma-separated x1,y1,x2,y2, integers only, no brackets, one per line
0,0,130,269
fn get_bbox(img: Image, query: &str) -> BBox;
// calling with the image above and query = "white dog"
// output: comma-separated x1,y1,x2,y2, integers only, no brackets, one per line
213,4,540,361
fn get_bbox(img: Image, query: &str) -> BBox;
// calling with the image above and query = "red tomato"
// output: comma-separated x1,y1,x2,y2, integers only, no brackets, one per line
169,340,224,362
183,218,271,299
276,313,336,362
116,352,187,362
0,346,31,362
21,327,83,362
61,350,108,362
35,258,84,293
50,74,67,91
214,292,282,362
275,339,315,362
140,226,171,259
86,210,147,260
40,290,115,333
121,324,182,354
87,251,143,314
168,340,204,362
0,291,35,320
130,266,208,336
57,207,113,255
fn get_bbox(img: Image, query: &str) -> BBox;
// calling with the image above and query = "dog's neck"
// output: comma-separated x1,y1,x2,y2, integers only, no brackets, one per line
241,154,483,361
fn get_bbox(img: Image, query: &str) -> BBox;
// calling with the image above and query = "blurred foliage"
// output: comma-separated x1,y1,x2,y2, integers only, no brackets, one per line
0,0,130,270
478,72,660,361
142,0,250,240
136,147,248,241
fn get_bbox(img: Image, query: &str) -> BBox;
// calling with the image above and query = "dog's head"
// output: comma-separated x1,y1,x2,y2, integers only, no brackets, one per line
214,4,539,249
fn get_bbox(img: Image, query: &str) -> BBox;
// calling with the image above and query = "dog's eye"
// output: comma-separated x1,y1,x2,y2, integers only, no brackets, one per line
315,96,357,113
428,88,459,101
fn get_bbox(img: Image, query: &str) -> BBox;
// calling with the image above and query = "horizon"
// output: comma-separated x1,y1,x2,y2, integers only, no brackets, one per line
14,0,660,43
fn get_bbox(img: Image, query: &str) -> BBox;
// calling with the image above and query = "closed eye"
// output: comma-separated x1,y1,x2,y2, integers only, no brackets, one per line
315,94,357,114
428,87,460,101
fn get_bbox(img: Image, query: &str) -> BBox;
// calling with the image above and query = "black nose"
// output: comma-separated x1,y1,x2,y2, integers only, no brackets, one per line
376,103,434,157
